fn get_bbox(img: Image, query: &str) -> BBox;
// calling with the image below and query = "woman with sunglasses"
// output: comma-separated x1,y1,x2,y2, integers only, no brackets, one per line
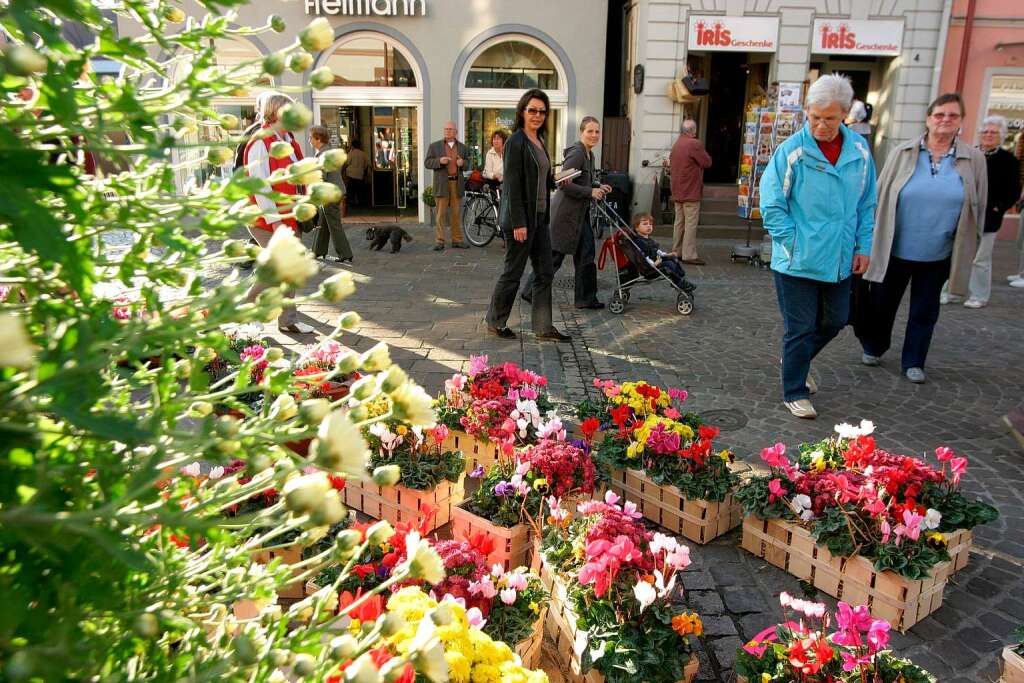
485,88,572,342
860,93,987,384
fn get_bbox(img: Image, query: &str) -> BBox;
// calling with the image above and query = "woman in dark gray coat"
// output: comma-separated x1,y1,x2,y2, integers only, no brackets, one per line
521,117,611,309
485,89,571,342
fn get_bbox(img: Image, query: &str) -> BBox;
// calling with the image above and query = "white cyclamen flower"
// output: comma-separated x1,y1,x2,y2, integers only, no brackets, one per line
0,314,34,369
633,579,656,612
256,227,318,288
790,494,815,521
922,508,942,531
315,411,370,478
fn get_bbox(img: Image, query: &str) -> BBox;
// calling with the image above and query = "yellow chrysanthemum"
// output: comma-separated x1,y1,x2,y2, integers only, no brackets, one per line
446,651,472,683
471,663,502,683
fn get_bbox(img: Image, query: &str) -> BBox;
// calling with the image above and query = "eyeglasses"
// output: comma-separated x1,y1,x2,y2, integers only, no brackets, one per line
525,107,548,116
930,113,961,120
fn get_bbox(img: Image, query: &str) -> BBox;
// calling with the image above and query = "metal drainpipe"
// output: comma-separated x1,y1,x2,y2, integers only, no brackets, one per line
930,0,954,101
955,0,977,92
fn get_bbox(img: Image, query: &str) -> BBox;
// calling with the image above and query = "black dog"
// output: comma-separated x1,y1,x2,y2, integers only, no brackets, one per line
365,225,413,253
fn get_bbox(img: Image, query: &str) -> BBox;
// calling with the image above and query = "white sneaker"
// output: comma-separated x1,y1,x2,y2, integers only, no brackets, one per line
861,353,881,366
963,298,985,309
805,374,818,394
1007,274,1024,282
905,367,926,383
1011,278,1024,289
784,399,817,419
939,293,962,305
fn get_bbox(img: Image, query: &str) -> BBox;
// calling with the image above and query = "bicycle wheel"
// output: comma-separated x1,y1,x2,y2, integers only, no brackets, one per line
463,195,497,247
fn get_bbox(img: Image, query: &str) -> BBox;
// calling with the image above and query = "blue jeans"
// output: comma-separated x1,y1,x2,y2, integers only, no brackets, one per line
860,256,950,371
773,271,851,401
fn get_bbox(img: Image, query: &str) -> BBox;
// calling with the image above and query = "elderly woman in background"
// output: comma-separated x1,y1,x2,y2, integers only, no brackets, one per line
942,115,1019,307
861,93,986,383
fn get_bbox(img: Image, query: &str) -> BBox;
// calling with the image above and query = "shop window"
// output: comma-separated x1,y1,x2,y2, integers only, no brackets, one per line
209,37,270,85
464,107,559,172
465,41,558,90
324,37,416,88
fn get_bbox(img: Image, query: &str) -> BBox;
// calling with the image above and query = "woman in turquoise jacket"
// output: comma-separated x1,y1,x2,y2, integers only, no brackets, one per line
758,74,878,419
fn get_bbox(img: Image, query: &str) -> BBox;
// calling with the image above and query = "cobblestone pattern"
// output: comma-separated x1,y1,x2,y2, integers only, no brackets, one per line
262,224,1023,682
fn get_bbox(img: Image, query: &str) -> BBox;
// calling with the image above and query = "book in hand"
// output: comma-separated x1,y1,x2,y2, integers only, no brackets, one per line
555,167,582,184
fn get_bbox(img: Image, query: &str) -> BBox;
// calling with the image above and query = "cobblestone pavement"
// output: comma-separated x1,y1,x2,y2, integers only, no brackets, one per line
264,222,1023,683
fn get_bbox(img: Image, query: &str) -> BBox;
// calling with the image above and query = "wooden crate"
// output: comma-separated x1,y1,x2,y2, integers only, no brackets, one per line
341,476,464,532
451,504,532,571
443,429,503,473
937,528,973,580
741,516,950,632
605,468,741,544
514,609,546,670
539,557,698,683
252,545,304,599
1002,646,1024,683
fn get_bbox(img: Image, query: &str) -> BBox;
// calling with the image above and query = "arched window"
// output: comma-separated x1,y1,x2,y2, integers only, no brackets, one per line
324,36,416,88
465,40,558,90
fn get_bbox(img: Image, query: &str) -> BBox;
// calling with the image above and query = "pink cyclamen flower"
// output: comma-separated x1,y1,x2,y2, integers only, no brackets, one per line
900,508,923,542
949,457,967,485
466,606,487,629
181,463,201,478
468,355,489,376
622,500,642,520
431,424,450,443
499,587,517,605
760,443,790,470
835,602,873,634
469,577,497,599
604,490,621,507
935,446,954,462
768,478,786,502
665,547,691,570
867,619,890,652
668,388,688,402
840,650,872,672
880,519,892,544
577,499,609,516
664,407,681,420
506,572,528,591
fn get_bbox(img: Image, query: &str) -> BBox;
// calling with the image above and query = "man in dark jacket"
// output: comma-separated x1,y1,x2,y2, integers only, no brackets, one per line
424,121,469,250
309,125,353,264
669,119,712,265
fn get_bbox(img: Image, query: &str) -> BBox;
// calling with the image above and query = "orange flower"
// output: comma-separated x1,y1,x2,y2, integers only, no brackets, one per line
672,612,703,637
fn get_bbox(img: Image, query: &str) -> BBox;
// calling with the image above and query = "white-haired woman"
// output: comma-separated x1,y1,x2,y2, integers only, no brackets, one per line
759,74,877,418
861,93,986,383
953,115,1019,306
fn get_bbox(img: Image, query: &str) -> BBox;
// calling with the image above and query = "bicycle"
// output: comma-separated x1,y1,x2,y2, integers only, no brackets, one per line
462,180,501,247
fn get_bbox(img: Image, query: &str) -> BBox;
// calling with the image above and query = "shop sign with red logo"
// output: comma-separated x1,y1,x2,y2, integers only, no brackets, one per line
687,16,779,53
811,19,903,56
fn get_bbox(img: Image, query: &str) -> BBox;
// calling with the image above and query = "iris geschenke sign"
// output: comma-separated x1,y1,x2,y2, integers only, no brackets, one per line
304,0,426,16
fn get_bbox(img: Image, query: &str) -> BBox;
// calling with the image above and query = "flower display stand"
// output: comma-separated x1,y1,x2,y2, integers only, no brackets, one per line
340,476,465,532
741,516,950,632
450,503,532,571
442,429,502,473
1001,646,1024,683
539,557,699,683
514,609,546,670
606,469,742,544
252,545,304,599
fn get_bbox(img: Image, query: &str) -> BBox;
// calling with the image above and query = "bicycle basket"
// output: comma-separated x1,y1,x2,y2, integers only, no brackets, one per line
465,169,485,192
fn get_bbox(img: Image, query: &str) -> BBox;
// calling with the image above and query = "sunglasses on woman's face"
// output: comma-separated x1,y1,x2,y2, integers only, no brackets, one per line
525,107,547,116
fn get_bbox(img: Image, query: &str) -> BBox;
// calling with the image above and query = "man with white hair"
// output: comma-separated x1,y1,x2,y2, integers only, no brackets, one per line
424,121,469,250
759,74,877,419
951,115,1020,306
669,119,712,264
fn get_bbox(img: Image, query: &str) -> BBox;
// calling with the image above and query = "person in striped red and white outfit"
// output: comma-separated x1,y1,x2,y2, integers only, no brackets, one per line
243,93,314,334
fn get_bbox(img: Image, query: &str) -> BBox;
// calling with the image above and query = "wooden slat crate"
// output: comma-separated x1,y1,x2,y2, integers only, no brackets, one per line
539,557,699,683
514,608,546,670
252,545,304,599
450,504,532,571
605,468,741,544
741,516,951,632
341,476,464,532
442,429,503,473
937,528,973,580
1002,646,1024,683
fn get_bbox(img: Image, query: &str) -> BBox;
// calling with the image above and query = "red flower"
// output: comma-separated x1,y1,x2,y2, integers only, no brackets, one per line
463,530,497,557
328,474,347,491
581,417,601,440
338,589,384,622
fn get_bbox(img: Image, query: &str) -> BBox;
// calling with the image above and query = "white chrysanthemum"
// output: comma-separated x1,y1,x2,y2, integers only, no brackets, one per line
256,227,318,288
390,382,436,428
315,411,370,478
405,531,445,584
0,314,34,369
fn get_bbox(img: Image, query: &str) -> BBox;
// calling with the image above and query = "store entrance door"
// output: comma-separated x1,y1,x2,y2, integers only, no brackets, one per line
704,52,751,183
319,104,419,219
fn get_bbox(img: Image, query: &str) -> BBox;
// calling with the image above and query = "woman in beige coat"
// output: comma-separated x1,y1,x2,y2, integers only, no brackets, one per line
860,93,986,384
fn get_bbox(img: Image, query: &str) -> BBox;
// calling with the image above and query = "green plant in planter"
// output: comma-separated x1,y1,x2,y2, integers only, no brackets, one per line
0,3,450,681
422,186,436,207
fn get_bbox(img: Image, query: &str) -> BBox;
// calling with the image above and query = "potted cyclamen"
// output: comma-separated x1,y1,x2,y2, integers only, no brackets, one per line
735,592,937,682
539,491,702,683
434,355,556,472
467,563,549,669
737,421,998,631
581,378,741,543
344,420,465,532
453,435,596,570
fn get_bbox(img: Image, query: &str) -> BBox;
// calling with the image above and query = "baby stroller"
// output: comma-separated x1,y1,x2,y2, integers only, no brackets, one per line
594,199,695,316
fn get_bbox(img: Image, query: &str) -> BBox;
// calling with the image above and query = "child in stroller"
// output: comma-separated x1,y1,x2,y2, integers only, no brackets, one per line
630,213,697,294
596,204,696,315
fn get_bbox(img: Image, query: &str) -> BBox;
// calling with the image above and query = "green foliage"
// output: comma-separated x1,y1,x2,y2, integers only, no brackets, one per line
645,450,737,503
462,462,543,528
482,573,547,647
368,447,464,491
809,505,859,558
0,3,436,680
734,476,794,520
920,481,999,532
575,397,605,422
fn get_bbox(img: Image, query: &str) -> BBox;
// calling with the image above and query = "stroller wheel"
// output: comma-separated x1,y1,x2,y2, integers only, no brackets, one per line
676,292,694,316
609,293,626,315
